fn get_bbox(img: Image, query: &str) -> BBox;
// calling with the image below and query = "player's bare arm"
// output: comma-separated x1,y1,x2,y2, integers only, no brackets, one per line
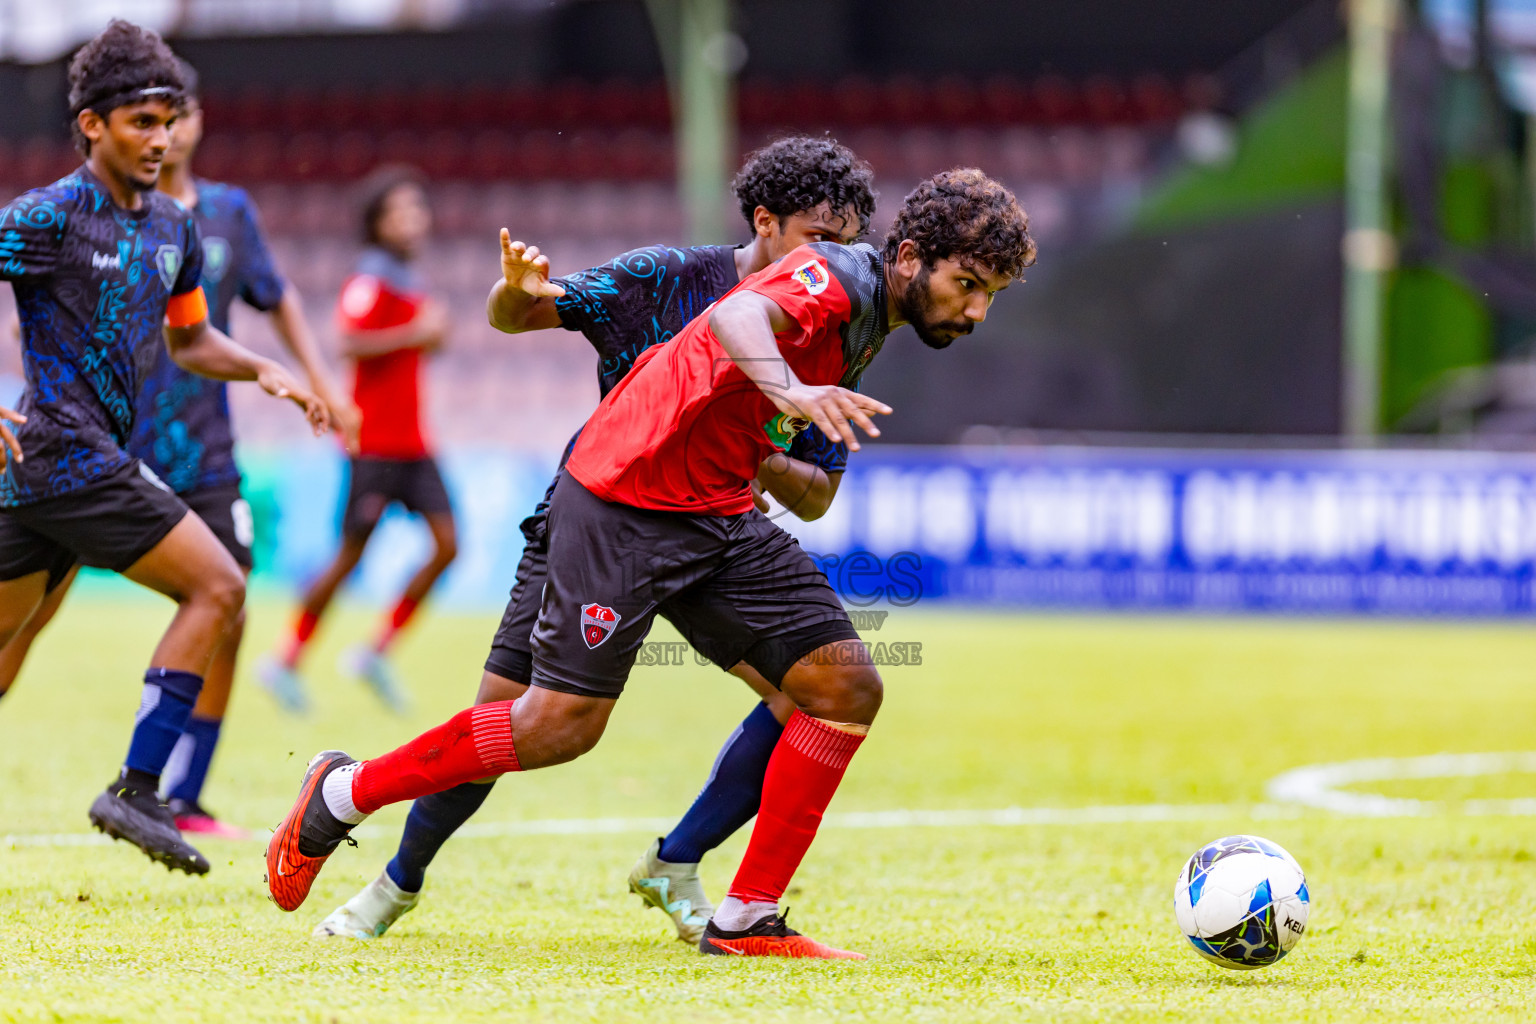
339,299,448,359
757,455,841,520
271,285,361,451
164,319,330,434
707,290,891,451
0,405,23,469
486,230,566,333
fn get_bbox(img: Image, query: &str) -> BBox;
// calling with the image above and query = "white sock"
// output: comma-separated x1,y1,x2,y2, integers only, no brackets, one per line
321,762,368,825
713,896,777,932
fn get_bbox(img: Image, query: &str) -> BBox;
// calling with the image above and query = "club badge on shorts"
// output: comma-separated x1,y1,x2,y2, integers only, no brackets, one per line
580,602,621,649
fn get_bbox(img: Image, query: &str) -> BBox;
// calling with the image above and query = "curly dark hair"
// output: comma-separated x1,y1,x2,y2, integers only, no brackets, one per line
732,135,878,239
67,20,188,155
883,169,1037,279
356,164,428,245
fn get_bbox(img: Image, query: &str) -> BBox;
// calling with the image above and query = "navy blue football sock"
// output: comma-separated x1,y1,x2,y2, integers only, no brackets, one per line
165,715,222,805
657,701,784,864
385,780,496,893
124,668,203,780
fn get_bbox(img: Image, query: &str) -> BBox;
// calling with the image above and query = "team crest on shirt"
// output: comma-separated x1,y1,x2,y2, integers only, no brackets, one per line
580,603,621,649
764,411,809,452
201,237,231,284
155,244,183,290
791,259,829,295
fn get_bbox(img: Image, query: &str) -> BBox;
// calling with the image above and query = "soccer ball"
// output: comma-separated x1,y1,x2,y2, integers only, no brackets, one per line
1173,834,1310,970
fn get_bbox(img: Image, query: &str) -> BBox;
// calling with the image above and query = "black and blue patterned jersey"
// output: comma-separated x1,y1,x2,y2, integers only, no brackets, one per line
0,166,204,507
127,180,285,493
552,244,847,474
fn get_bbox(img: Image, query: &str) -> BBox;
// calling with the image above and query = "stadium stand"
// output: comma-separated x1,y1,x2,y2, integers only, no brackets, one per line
0,74,1194,450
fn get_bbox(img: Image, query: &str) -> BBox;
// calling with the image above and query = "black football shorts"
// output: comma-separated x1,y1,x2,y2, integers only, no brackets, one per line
342,456,453,537
482,475,724,686
0,459,190,589
182,481,255,569
482,504,551,684
526,472,859,699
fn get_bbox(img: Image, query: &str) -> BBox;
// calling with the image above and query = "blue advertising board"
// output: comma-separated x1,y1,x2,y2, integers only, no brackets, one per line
241,444,1536,616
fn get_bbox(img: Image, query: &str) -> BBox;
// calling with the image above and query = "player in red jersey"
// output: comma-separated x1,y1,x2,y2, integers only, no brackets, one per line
266,169,1036,958
259,167,455,713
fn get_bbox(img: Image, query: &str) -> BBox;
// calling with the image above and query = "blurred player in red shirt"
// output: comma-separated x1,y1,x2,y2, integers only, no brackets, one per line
260,166,455,712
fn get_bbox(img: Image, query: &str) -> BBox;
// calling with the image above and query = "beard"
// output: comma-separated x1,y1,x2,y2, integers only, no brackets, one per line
898,266,974,350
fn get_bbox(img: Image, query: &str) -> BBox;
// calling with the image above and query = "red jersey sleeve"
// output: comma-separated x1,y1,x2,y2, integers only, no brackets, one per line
740,247,853,352
337,273,421,332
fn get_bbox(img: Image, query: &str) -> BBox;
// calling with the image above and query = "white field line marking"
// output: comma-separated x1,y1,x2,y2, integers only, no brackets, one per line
8,752,1535,849
1265,751,1536,817
2,804,1255,848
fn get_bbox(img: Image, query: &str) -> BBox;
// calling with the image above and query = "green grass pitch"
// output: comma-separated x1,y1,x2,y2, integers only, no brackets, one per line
2,591,1535,1022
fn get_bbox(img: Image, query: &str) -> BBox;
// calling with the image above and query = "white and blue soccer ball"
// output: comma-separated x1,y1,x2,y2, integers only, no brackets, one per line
1173,835,1310,970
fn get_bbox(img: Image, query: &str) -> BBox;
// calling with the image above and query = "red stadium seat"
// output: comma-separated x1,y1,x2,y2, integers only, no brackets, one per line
376,130,418,169
1082,75,1129,125
1034,75,1082,124
882,77,933,125
192,134,237,181
414,86,458,129
514,132,564,180
418,129,468,181
319,86,369,133
285,133,332,182
467,130,518,180
547,79,597,130
1131,74,1184,123
737,79,790,128
636,82,671,129
981,77,1033,125
228,86,277,134
932,77,980,124
330,131,377,180
831,76,881,127
237,133,283,183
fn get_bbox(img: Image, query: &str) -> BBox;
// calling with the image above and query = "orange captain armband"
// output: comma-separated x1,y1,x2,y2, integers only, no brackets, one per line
165,286,209,328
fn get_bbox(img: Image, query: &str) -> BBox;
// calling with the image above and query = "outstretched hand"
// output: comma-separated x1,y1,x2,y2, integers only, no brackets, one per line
500,229,566,299
258,364,332,436
766,384,891,452
328,395,363,454
0,405,24,470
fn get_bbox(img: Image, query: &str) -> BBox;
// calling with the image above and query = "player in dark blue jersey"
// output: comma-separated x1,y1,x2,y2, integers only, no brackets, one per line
315,136,877,942
0,22,330,875
0,58,356,841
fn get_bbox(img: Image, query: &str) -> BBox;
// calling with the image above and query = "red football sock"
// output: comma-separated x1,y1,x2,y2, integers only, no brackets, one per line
352,701,520,814
373,595,421,653
282,610,321,668
727,710,865,905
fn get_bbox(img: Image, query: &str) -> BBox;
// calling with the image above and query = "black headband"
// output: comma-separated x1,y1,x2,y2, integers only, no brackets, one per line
73,83,182,117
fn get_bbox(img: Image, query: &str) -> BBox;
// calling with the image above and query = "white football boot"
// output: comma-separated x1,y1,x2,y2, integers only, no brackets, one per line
313,870,420,939
339,644,410,713
627,837,714,945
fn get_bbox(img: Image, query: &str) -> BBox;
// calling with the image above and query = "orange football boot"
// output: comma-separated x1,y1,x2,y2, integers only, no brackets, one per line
698,910,865,959
265,750,357,912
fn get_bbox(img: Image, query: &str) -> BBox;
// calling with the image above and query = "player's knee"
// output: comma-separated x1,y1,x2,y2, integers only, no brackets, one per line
511,690,610,767
830,662,883,722
531,710,604,764
434,533,458,566
788,652,883,725
200,566,246,623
